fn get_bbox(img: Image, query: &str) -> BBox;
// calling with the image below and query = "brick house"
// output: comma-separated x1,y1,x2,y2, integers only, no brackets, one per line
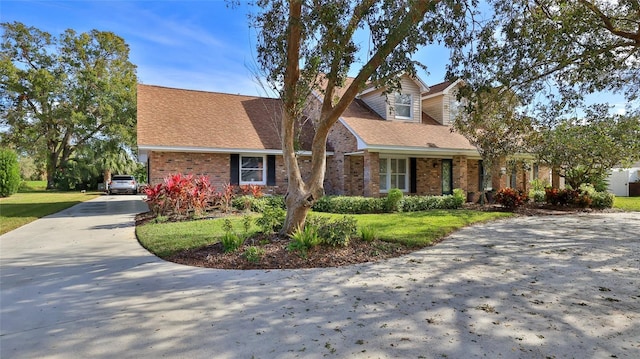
137,75,550,198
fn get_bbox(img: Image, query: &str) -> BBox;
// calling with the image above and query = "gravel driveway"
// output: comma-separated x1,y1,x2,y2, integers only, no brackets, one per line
1,196,638,358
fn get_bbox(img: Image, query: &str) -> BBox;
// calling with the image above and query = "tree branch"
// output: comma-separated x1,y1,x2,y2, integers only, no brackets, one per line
578,0,640,45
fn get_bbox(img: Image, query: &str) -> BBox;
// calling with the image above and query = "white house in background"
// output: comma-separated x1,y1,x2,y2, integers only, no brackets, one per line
607,161,640,197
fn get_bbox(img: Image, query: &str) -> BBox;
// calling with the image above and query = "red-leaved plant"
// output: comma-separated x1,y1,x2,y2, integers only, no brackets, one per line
241,184,264,198
144,173,216,217
494,187,529,210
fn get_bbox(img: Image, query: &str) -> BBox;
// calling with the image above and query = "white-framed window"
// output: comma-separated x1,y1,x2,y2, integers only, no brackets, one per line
394,93,412,119
379,157,408,192
240,155,266,185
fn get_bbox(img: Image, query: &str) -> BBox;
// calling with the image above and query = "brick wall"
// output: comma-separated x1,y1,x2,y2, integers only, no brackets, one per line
415,158,443,195
467,160,481,192
149,152,230,189
348,156,364,196
453,156,468,191
148,151,316,195
363,151,380,197
327,121,359,195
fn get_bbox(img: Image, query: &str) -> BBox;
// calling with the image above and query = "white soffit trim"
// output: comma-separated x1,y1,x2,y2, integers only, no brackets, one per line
366,145,481,158
137,145,332,157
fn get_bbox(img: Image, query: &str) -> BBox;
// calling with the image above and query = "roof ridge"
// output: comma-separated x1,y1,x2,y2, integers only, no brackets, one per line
137,83,279,101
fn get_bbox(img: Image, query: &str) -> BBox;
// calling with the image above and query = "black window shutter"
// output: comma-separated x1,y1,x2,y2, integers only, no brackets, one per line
410,157,417,193
267,155,276,186
230,154,239,185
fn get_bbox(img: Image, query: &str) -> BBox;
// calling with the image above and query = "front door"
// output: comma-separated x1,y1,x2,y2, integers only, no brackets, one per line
442,159,453,195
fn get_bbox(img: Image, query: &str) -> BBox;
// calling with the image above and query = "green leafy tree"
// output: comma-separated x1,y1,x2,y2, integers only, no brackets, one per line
251,0,476,234
0,147,21,197
0,22,137,189
450,0,640,118
453,85,537,198
535,106,640,189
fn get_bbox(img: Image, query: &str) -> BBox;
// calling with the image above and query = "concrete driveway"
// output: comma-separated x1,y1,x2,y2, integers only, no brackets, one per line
1,195,639,359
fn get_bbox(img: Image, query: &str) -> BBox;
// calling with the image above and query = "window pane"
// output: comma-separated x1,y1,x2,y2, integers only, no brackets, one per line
390,159,397,172
395,93,412,118
379,158,387,174
395,105,411,118
397,175,406,190
397,159,406,173
395,93,411,105
379,175,387,190
242,156,263,169
241,169,263,182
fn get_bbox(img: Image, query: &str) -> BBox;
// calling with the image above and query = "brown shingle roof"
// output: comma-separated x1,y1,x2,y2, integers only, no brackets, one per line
425,80,453,94
138,82,475,154
340,113,476,151
137,84,284,150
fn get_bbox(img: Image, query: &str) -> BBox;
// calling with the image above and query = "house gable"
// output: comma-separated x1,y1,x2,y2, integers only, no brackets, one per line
358,74,427,123
421,79,463,126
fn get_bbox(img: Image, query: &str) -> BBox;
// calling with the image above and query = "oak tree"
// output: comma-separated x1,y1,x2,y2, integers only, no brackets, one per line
0,22,137,189
252,0,476,234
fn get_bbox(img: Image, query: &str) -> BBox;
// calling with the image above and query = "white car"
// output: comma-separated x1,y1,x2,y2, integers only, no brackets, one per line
108,175,138,195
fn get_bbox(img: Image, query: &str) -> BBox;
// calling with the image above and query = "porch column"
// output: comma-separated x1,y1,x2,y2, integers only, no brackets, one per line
363,151,380,197
491,157,506,190
343,155,351,195
453,156,468,192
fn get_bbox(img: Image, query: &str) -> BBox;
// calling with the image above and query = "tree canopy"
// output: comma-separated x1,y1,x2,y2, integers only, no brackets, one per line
450,0,640,118
0,22,137,189
535,106,640,189
251,0,477,233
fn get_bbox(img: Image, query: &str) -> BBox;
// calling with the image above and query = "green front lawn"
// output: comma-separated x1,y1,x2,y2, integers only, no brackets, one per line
613,196,640,211
136,210,513,258
0,183,100,235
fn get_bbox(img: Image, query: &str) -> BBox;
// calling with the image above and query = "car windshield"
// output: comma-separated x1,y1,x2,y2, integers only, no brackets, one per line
112,176,134,181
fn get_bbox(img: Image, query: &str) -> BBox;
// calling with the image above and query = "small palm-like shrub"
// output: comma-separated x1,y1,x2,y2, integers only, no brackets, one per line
287,225,321,257
360,226,378,242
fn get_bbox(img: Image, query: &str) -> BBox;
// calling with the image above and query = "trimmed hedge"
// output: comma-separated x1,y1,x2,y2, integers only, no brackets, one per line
0,148,21,197
232,195,286,212
313,190,465,214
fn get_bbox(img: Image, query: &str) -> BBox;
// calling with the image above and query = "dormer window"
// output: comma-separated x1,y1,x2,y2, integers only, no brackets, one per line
394,93,412,119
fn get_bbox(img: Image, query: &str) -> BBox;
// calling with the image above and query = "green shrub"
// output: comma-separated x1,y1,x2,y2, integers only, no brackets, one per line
401,195,443,211
360,226,377,242
529,190,546,203
385,188,404,212
440,193,465,209
243,246,265,263
256,206,286,234
0,148,21,197
306,215,357,247
232,195,286,213
529,178,550,192
452,188,466,208
590,191,615,209
287,225,321,257
312,195,386,214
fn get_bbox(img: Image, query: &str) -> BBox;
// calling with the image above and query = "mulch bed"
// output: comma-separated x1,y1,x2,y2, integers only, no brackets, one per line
136,203,619,270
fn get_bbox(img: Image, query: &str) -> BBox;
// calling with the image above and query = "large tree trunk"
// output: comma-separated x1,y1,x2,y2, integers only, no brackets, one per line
46,150,57,190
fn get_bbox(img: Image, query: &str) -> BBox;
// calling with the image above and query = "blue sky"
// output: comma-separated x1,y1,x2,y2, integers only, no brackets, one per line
1,0,451,97
1,0,629,114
